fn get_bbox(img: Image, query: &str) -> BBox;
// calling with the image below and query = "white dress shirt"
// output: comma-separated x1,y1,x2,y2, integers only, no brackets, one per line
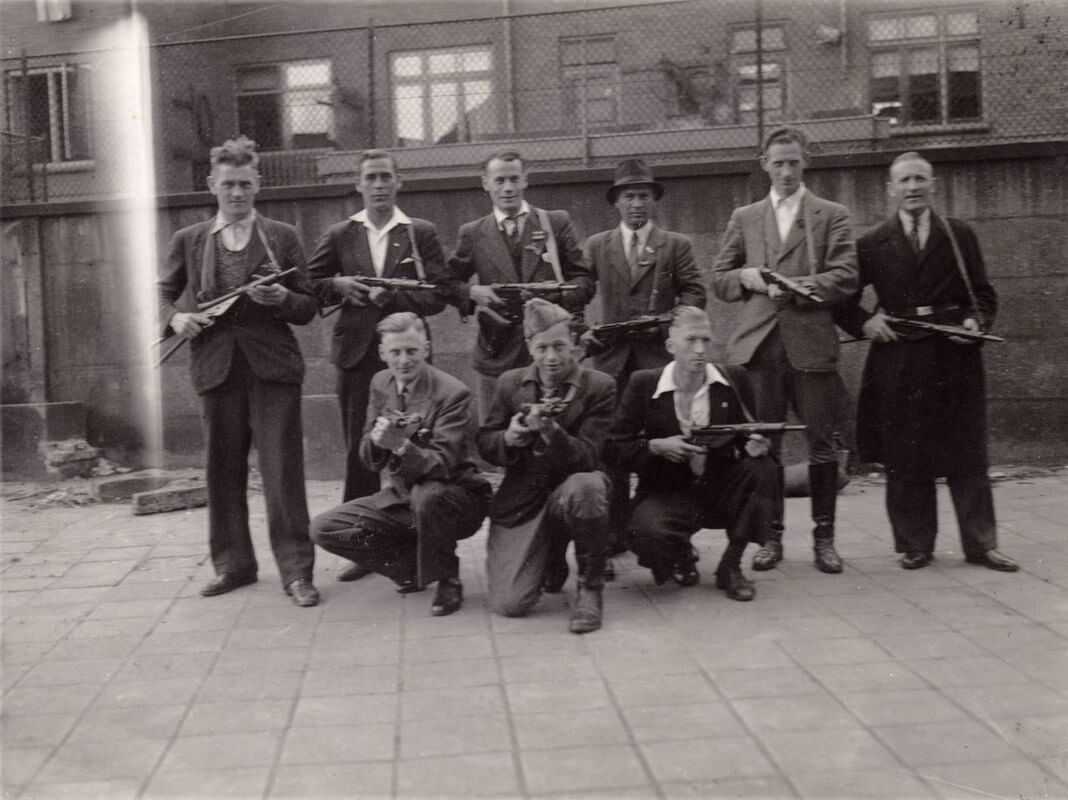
493,200,531,238
351,207,412,276
769,185,807,244
211,209,257,251
653,361,731,475
619,221,653,266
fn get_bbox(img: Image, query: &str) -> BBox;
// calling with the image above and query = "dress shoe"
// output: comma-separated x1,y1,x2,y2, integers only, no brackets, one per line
752,540,783,571
430,577,463,616
200,572,257,597
671,562,700,587
901,551,932,570
568,585,603,634
285,578,320,607
396,579,425,594
338,562,374,582
965,549,1019,572
715,564,756,601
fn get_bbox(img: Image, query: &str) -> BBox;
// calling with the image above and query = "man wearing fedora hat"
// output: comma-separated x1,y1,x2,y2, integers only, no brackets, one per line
580,158,705,571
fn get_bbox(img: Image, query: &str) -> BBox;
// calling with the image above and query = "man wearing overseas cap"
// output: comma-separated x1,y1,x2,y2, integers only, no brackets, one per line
478,299,616,633
578,158,706,585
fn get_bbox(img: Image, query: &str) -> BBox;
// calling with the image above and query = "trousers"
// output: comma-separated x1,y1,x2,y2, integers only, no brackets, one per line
886,473,997,558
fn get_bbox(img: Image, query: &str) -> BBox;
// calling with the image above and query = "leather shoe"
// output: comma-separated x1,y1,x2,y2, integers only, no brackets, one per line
901,551,932,570
285,578,320,607
200,572,257,597
568,586,603,634
813,537,843,574
715,565,756,601
430,577,463,616
338,562,374,582
396,579,425,594
671,562,700,587
965,549,1019,572
752,540,783,571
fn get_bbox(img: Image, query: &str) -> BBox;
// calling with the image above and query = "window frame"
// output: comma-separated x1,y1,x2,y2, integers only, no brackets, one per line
727,22,787,126
5,63,92,167
389,44,495,147
234,58,335,152
866,7,982,128
559,34,621,129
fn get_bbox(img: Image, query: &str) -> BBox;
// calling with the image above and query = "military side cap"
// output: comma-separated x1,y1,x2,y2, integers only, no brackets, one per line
607,158,665,204
523,297,572,338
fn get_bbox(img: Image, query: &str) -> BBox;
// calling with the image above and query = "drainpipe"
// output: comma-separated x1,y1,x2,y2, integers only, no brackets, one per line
502,0,516,133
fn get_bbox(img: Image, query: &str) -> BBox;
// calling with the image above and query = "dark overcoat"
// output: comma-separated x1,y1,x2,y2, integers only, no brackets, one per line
836,214,997,478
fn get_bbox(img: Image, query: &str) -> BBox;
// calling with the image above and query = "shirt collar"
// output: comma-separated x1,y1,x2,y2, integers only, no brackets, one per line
388,364,429,397
352,206,412,232
652,361,730,398
769,185,807,210
211,209,257,234
619,221,653,243
519,359,581,390
898,207,930,228
493,200,531,228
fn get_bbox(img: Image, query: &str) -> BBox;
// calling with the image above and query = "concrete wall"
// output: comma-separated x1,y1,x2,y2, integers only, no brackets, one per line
1,147,1065,478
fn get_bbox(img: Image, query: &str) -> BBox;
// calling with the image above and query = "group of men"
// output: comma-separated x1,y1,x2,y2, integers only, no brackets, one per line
158,127,1017,636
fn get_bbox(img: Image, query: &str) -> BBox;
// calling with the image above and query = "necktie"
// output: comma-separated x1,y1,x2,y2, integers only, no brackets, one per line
908,210,923,253
503,216,518,240
397,386,407,412
628,231,641,274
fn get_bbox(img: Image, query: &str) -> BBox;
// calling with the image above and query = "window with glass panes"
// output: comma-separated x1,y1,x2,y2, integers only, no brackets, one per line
560,35,620,127
390,46,495,146
868,10,981,126
729,24,786,126
235,59,334,151
5,65,91,163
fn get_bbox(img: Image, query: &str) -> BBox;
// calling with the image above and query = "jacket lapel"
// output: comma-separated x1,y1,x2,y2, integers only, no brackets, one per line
479,214,518,283
383,225,409,278
244,220,268,279
345,222,373,277
777,196,806,263
759,199,780,265
880,218,921,289
608,228,630,285
520,208,545,282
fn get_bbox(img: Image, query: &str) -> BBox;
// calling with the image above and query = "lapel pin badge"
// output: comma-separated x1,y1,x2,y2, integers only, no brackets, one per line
531,230,547,242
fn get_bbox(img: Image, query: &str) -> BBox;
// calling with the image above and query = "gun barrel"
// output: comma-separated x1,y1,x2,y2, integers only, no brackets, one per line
887,317,1004,343
197,267,298,311
760,269,824,303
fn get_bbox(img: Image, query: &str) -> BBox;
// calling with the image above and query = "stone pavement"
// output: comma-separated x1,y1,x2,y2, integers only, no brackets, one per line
2,470,1067,800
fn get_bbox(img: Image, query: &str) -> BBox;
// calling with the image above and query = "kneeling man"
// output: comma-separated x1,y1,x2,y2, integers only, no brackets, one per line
605,306,779,600
310,312,491,616
479,299,615,633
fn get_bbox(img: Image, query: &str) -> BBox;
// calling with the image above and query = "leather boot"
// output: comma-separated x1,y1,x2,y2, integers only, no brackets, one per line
716,541,755,601
810,462,843,574
751,524,783,571
569,581,603,634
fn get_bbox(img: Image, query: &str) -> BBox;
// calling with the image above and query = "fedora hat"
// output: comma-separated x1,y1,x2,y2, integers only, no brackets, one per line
606,158,664,204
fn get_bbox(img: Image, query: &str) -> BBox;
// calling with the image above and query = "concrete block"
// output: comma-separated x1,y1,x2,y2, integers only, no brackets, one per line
132,480,208,515
38,439,101,479
96,474,179,503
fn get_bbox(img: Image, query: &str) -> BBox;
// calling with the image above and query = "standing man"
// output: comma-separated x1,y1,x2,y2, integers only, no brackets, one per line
442,149,595,421
605,307,779,600
158,135,319,606
310,313,492,615
711,126,857,575
478,300,615,634
582,158,706,567
836,152,1017,572
307,150,447,509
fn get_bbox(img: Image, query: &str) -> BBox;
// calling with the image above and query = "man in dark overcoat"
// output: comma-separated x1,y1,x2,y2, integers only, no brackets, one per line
478,299,615,634
307,150,448,508
442,149,595,421
158,135,319,606
836,151,1017,572
710,126,857,575
605,307,779,600
309,312,492,615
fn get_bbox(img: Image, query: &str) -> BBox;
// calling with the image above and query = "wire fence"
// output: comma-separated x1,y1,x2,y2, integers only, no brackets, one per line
2,0,1065,202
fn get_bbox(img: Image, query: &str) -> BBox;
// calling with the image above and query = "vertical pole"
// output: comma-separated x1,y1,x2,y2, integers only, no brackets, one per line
367,18,376,147
502,0,517,133
580,27,591,167
755,0,764,152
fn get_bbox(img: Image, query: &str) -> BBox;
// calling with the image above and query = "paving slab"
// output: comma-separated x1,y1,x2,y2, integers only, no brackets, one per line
2,470,1067,799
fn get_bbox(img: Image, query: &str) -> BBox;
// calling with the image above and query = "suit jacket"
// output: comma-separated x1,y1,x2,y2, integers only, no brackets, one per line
478,363,615,526
359,364,483,502
710,191,858,371
307,216,447,370
584,225,706,380
444,208,595,376
157,214,317,394
836,214,996,475
605,365,758,496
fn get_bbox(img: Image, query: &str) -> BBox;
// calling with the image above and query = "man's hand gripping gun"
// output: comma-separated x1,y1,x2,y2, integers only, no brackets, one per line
759,268,824,304
320,277,443,318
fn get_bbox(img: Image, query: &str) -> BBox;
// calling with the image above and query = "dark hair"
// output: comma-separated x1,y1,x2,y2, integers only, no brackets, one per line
481,149,525,173
359,149,399,176
889,151,933,174
377,311,427,339
762,126,810,156
210,135,259,170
